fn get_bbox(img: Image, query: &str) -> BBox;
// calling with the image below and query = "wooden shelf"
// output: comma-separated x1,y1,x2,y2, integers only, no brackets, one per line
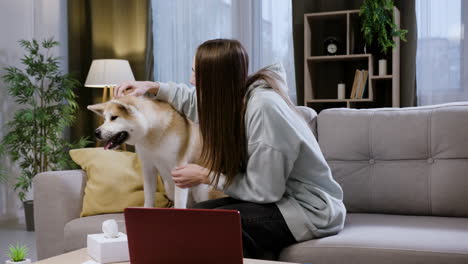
307,54,371,62
371,75,393,80
307,99,373,103
303,7,401,113
305,9,359,18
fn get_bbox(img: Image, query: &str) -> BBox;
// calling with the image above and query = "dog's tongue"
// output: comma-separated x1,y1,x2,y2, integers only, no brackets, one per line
104,141,113,150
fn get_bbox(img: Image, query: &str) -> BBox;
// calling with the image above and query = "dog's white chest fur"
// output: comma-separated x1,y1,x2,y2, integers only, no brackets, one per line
137,139,209,208
135,119,210,208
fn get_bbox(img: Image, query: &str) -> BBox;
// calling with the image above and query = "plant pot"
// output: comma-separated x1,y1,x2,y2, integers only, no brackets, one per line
378,59,388,76
23,200,34,232
6,259,31,264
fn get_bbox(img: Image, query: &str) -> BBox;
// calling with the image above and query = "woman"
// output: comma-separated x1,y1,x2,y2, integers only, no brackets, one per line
115,39,346,260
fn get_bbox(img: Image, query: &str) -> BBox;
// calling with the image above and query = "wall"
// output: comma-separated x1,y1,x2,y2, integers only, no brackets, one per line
0,0,68,222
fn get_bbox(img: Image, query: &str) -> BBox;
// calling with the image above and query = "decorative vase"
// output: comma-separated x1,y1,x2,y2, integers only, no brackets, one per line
337,83,346,99
6,259,31,264
378,59,388,76
23,200,34,232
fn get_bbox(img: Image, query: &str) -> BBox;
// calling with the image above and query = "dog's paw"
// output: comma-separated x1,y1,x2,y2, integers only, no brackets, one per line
143,202,154,208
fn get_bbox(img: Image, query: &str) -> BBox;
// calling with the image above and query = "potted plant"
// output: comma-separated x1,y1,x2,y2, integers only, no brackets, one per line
0,38,89,231
359,0,408,75
5,243,30,264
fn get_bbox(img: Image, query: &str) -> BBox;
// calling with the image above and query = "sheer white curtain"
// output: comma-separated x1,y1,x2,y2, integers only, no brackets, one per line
151,0,297,103
416,0,468,105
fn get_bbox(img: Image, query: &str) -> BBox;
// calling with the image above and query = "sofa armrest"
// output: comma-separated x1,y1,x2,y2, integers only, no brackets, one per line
33,170,87,260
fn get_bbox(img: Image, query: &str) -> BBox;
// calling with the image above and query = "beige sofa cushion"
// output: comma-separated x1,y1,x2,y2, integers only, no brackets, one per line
317,103,468,216
279,213,468,264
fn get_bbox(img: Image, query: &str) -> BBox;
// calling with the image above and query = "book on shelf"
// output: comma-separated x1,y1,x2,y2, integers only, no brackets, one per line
350,69,369,99
356,70,369,99
349,70,362,99
350,70,361,99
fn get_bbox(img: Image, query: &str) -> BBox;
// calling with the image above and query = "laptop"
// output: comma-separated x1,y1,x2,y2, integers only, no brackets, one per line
124,207,244,264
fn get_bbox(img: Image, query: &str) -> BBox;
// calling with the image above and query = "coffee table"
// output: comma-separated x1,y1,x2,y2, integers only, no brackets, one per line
33,248,298,264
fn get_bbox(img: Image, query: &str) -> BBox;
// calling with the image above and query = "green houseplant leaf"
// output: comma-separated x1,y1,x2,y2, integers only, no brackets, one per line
6,243,29,262
0,38,91,201
359,0,408,55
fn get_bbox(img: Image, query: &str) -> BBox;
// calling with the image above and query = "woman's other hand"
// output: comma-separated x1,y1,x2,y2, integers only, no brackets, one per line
114,81,160,98
171,164,211,188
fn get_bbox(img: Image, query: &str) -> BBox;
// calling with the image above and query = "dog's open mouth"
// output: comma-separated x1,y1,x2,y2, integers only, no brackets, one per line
104,132,129,150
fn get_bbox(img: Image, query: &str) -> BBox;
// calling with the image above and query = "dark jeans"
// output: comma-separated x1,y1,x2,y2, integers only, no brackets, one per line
192,197,297,260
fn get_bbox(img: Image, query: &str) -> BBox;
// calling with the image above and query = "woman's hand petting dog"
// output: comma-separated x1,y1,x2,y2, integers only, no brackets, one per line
171,164,210,188
114,81,160,98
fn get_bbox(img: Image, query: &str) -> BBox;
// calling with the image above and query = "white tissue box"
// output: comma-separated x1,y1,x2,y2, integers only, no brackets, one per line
87,232,129,263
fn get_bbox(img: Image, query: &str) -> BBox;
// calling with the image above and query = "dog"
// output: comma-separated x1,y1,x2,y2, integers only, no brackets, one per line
88,95,222,208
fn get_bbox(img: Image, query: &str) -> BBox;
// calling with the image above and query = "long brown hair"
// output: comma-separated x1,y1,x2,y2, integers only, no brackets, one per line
195,39,299,188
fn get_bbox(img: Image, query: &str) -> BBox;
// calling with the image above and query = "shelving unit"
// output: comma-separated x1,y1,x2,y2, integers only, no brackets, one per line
370,75,393,80
303,8,401,113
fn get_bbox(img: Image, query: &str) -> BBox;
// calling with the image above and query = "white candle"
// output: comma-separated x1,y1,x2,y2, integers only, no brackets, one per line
379,59,388,76
338,83,346,99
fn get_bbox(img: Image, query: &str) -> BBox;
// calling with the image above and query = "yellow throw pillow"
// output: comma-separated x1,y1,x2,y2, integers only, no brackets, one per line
70,148,172,217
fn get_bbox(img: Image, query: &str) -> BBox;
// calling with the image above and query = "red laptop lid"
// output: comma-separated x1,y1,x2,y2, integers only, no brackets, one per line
124,207,243,264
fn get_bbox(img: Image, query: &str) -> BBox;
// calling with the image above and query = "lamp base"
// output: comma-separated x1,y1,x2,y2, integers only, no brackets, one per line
101,86,114,103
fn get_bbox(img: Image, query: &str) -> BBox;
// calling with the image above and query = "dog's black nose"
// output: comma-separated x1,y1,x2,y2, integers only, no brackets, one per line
95,129,102,140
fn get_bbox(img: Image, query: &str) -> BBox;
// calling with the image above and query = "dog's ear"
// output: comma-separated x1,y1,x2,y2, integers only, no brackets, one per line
87,103,106,117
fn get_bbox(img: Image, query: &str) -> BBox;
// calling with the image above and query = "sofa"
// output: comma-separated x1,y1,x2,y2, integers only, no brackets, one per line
34,102,468,263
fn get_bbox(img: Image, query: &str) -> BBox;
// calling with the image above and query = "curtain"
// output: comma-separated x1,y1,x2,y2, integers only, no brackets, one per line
416,0,467,105
292,0,417,107
68,0,153,144
151,0,297,104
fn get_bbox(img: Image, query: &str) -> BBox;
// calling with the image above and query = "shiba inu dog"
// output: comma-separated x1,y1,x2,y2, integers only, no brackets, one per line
88,96,220,208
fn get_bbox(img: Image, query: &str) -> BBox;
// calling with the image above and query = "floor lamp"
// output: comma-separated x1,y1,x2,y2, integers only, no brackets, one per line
84,59,135,149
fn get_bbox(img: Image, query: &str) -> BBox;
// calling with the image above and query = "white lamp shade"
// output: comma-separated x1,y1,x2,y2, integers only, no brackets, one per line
85,59,135,88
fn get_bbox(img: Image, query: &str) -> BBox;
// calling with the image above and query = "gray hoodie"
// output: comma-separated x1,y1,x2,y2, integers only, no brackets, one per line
156,66,346,242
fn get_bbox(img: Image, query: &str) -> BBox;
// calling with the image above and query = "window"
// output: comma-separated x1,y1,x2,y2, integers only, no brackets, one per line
416,0,466,105
151,0,297,103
